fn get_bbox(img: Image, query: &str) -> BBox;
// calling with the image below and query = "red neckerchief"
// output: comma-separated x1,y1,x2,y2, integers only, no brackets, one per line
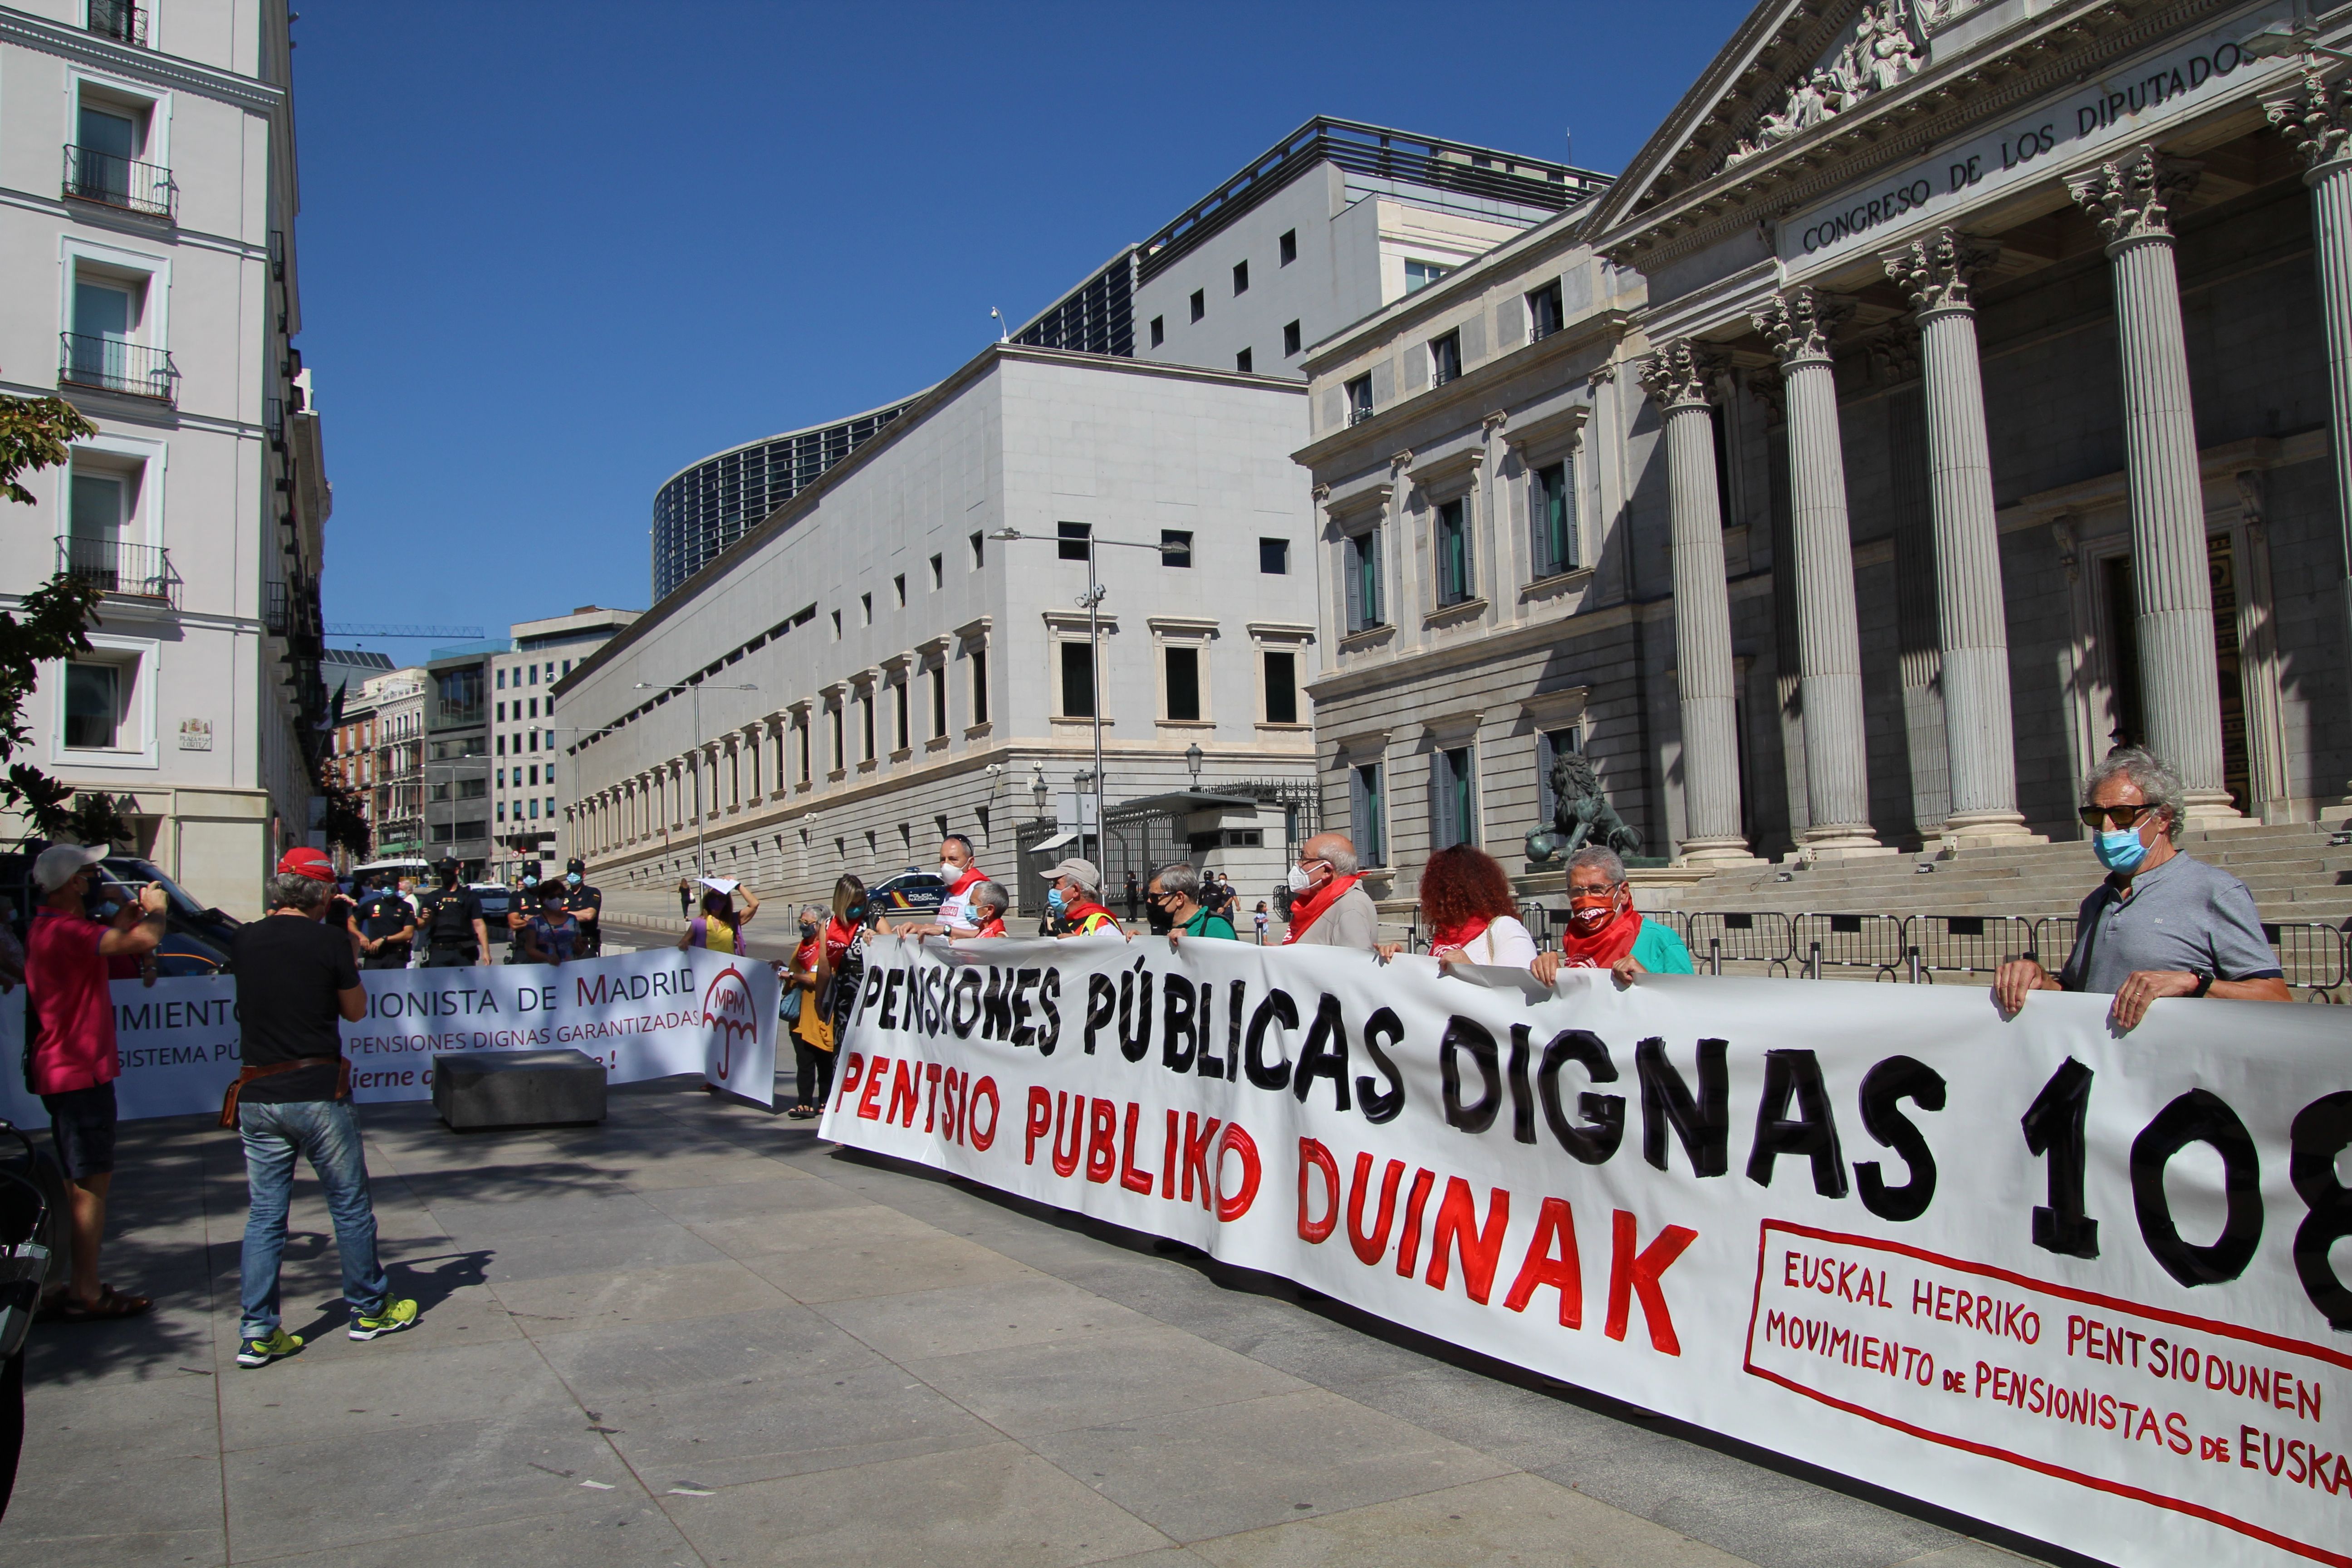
1063,900,1117,930
823,916,858,964
1430,915,1494,958
1559,905,1644,968
974,916,1006,938
1281,874,1362,944
946,866,985,898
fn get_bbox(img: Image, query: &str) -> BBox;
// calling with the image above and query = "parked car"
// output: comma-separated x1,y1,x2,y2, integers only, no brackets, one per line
867,868,947,921
0,844,240,977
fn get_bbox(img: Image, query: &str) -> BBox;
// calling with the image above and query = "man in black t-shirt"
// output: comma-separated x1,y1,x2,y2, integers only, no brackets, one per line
353,878,416,970
416,860,489,967
228,848,417,1369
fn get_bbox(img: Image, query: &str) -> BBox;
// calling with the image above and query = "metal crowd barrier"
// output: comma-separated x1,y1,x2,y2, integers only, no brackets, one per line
2264,921,2348,1000
1793,912,1911,981
1901,914,2040,984
1679,911,1796,976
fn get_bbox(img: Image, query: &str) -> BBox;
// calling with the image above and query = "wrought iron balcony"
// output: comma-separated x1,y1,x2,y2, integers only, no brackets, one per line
58,332,179,403
63,145,175,219
1349,404,1376,427
264,579,289,635
87,0,146,45
55,535,179,608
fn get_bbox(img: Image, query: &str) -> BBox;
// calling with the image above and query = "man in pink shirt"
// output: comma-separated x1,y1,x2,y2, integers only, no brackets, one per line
25,842,166,1321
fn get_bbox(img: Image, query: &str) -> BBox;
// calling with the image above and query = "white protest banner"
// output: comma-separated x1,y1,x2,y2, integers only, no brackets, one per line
819,934,2352,1568
0,946,777,1126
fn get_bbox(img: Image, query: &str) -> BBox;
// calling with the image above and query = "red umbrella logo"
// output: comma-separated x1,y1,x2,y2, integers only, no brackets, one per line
699,963,758,1081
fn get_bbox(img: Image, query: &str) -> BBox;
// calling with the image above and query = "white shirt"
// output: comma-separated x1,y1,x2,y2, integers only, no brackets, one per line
1439,916,1540,970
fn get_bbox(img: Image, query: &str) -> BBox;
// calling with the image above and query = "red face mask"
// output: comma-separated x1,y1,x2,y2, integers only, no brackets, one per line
1568,886,1627,932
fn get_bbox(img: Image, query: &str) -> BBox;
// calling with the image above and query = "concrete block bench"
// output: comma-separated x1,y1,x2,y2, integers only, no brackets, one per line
433,1049,607,1131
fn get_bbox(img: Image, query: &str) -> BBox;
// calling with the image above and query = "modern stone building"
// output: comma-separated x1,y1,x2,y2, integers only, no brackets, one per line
561,347,1315,916
1304,0,2352,906
487,606,636,876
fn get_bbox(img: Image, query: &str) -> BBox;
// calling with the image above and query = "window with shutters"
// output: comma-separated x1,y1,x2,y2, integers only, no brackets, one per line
1434,496,1474,606
1343,527,1384,633
1351,763,1386,867
1433,745,1477,848
1529,459,1578,578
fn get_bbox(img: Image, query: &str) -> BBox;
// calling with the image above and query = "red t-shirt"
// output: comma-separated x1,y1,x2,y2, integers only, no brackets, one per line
26,906,118,1095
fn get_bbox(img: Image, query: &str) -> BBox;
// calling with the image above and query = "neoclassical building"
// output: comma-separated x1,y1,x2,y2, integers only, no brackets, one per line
1303,0,2352,897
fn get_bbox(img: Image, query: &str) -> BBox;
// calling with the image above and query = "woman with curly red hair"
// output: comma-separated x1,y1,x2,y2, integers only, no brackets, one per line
1378,843,1540,969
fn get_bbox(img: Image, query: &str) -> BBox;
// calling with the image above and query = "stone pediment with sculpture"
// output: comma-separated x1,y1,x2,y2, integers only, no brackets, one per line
1722,0,1993,172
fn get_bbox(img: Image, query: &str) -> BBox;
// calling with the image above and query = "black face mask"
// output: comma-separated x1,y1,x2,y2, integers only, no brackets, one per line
1145,900,1174,936
799,921,817,940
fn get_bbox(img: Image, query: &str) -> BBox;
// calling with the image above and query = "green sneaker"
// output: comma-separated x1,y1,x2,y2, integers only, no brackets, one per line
236,1328,303,1367
349,1298,419,1341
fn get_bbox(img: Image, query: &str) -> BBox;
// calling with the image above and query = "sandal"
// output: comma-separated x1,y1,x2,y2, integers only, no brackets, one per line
50,1284,152,1323
785,1105,817,1120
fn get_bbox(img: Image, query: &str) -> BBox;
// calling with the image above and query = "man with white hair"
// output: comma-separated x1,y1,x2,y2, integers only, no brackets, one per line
1533,845,1695,987
1994,747,2287,1029
1281,833,1378,949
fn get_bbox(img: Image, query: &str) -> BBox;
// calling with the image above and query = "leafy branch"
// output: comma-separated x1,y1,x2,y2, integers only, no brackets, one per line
1,392,106,842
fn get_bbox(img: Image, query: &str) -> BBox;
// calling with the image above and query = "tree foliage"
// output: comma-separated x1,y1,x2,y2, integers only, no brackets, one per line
316,763,371,859
1,392,106,842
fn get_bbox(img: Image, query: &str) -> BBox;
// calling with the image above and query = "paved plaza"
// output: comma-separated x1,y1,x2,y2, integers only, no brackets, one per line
1,1072,2058,1568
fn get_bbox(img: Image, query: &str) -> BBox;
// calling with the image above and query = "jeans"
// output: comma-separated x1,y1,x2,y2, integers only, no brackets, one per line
239,1098,388,1338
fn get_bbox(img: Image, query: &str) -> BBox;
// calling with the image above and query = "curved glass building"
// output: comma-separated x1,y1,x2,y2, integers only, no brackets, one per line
652,396,924,600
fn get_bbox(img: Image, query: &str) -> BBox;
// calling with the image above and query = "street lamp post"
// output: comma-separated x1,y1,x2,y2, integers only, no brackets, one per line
636,680,760,881
991,525,1176,866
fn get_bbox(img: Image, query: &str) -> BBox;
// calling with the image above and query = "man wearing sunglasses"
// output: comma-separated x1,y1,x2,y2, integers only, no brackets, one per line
1994,747,2286,1029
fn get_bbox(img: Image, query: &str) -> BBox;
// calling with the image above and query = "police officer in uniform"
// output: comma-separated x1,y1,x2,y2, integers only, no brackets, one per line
353,875,418,970
505,869,544,964
417,858,490,967
559,857,603,957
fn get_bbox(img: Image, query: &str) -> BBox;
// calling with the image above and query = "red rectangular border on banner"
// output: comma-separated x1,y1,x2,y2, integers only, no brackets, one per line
1741,1219,2352,1568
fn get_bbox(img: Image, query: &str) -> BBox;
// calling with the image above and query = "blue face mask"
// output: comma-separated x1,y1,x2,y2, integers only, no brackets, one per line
1046,888,1067,916
2093,827,2149,872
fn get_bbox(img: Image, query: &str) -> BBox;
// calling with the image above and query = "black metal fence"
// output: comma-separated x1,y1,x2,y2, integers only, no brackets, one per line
54,535,178,607
58,332,178,403
63,145,174,219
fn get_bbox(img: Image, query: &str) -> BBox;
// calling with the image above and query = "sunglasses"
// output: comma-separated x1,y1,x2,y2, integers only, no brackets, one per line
2078,802,2163,831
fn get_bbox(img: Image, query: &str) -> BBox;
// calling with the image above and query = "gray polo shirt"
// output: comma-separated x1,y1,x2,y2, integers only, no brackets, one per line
2057,852,2282,995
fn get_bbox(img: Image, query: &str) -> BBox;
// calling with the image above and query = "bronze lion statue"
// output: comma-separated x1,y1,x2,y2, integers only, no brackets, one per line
1525,752,1642,865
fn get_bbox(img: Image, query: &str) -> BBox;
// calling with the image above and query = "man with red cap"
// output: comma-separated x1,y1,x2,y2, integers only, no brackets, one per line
225,846,417,1368
24,842,166,1321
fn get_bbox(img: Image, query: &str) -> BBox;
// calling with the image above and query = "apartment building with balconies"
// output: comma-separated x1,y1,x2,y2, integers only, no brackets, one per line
0,0,325,916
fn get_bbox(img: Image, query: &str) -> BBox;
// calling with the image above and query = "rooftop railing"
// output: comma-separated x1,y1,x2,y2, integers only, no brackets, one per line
63,144,175,219
58,332,179,404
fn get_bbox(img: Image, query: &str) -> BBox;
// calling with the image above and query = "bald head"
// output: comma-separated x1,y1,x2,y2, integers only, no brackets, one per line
1300,833,1359,878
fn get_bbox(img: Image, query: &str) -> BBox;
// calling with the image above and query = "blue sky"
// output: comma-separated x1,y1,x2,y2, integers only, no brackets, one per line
298,1,1749,648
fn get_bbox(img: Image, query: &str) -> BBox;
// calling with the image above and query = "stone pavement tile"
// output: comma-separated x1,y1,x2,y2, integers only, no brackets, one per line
457,1214,731,1285
689,1196,941,1262
1887,1547,2046,1568
1095,1553,1221,1568
489,1257,792,1335
1155,1300,1444,1386
1031,1387,1513,1543
906,1323,1308,1438
604,1149,818,1192
216,1334,573,1450
412,1187,673,1240
600,1358,1000,1489
222,1411,637,1559
1535,1432,1960,1568
232,1498,694,1568
640,1172,877,1224
1187,1470,1759,1568
818,1271,1152,1361
745,1227,1037,1304
667,1439,1173,1568
23,1298,219,1387
533,1302,884,1398
1333,1365,1642,1473
13,1365,223,1462
0,1450,225,1559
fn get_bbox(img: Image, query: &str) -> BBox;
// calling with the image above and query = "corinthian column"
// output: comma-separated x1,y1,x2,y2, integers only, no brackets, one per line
2065,145,2239,822
1637,341,1760,864
1753,287,1886,856
1882,229,2039,845
2267,66,2352,805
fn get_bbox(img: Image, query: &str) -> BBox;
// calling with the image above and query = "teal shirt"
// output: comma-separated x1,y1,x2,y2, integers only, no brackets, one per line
1180,906,1237,939
1633,918,1695,974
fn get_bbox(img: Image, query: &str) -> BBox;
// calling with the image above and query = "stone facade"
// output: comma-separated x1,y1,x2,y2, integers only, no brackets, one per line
1300,0,2352,907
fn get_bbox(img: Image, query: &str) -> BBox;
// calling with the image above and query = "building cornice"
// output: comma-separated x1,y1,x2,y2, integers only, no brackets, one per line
1293,309,1630,471
0,12,288,113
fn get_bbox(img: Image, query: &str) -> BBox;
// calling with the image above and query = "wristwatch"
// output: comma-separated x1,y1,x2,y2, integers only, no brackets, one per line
2189,972,2213,999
